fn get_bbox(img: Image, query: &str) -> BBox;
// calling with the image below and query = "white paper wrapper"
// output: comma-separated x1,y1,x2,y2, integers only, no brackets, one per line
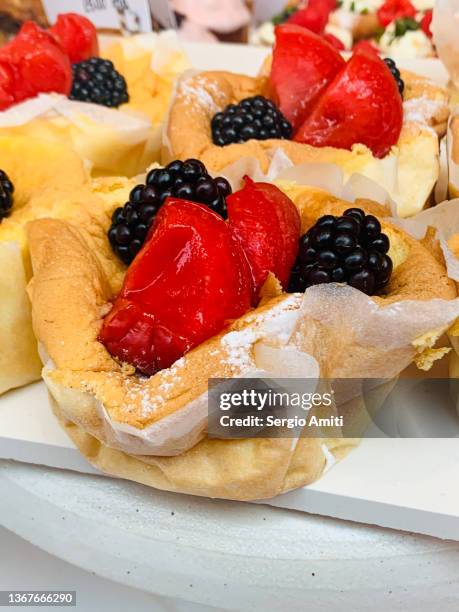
0,94,157,177
221,152,397,213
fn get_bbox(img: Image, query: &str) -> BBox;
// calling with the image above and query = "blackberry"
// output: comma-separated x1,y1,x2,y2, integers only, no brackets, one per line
108,159,232,264
70,57,129,108
384,58,405,96
0,169,14,222
211,95,292,147
288,208,393,296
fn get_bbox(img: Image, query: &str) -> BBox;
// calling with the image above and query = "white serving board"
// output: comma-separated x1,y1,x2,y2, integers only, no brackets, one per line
1,371,459,541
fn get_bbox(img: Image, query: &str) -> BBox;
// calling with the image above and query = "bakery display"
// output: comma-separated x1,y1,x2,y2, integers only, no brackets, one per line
0,13,188,177
165,24,448,217
24,157,458,499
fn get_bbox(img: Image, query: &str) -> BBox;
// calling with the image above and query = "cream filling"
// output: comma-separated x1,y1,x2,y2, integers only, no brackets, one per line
379,27,435,59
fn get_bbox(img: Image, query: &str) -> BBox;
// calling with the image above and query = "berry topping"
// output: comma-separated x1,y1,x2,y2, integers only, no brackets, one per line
270,25,345,131
420,9,433,39
0,21,72,108
294,49,403,159
288,208,393,295
286,0,336,35
377,0,416,27
211,95,292,147
0,169,14,221
70,57,128,107
49,13,99,63
99,199,253,375
0,60,16,111
108,159,232,264
227,177,301,301
384,57,405,96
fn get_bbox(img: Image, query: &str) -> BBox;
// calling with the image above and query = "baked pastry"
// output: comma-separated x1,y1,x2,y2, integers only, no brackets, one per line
164,25,448,218
0,14,188,176
26,160,456,500
0,134,135,394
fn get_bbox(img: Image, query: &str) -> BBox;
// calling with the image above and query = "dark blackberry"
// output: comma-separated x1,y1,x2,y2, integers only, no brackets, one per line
288,207,393,296
211,95,292,147
108,159,232,264
0,169,14,222
70,57,129,108
384,58,405,97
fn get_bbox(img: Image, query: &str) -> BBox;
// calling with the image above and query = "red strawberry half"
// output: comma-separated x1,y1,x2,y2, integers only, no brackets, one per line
377,0,416,27
270,24,345,131
1,22,72,104
227,177,301,300
294,49,403,158
286,0,336,34
99,199,253,375
49,13,99,63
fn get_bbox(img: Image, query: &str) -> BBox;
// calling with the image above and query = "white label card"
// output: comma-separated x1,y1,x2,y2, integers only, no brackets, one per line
40,0,172,33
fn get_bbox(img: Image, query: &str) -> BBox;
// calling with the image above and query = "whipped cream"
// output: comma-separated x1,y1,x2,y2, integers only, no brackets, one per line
379,24,435,58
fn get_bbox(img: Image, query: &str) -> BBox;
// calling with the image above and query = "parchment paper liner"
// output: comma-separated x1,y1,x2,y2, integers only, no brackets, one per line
37,161,459,472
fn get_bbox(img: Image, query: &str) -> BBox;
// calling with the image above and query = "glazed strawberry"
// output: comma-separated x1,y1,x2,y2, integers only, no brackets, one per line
420,10,433,38
352,39,380,55
377,0,416,27
0,60,16,111
99,199,253,375
294,49,403,159
323,33,345,51
270,25,345,130
227,177,300,299
287,0,336,34
6,22,72,101
49,13,99,63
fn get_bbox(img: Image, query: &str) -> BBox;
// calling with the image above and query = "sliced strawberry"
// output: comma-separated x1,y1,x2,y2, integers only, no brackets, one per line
49,13,99,63
0,59,16,111
99,199,253,375
227,177,300,299
377,0,416,27
8,22,72,101
294,49,403,159
270,24,345,130
323,32,345,51
352,39,380,55
287,0,336,33
420,10,433,38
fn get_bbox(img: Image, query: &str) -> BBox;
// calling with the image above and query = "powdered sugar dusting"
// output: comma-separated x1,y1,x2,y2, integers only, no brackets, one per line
221,329,258,370
179,75,225,113
220,294,302,371
403,97,445,126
